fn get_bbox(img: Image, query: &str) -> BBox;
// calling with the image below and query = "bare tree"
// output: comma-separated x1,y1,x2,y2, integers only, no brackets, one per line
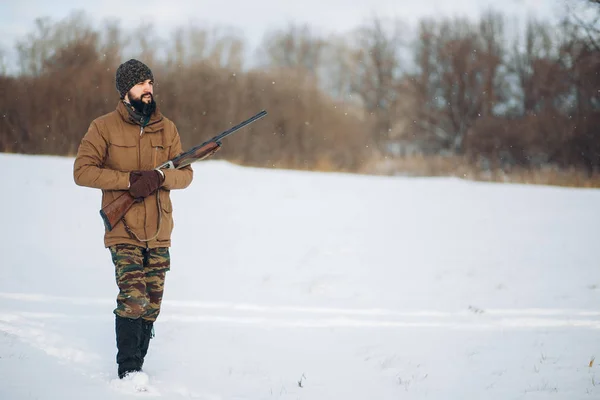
16,17,53,76
259,23,325,77
164,25,245,71
564,0,600,51
411,16,504,153
478,11,507,117
14,11,101,77
0,48,7,76
99,19,125,68
438,26,484,152
550,0,600,173
509,18,565,115
558,0,600,115
319,36,356,101
206,28,245,71
127,22,161,66
408,19,440,149
350,16,406,149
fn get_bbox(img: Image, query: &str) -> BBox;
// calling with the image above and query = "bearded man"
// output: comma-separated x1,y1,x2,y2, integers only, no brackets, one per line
73,59,195,379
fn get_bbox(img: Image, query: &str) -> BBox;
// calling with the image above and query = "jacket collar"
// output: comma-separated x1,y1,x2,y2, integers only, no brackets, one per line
116,100,164,132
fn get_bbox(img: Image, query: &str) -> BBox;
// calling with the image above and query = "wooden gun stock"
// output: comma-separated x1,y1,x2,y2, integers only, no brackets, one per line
100,191,137,231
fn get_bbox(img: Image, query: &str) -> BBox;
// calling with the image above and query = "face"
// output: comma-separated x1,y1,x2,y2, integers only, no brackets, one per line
125,79,154,104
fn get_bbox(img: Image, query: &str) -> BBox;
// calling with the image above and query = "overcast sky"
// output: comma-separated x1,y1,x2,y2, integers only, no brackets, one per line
0,0,568,71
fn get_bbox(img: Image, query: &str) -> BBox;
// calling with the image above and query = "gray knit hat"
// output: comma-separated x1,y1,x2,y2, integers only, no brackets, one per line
115,59,154,99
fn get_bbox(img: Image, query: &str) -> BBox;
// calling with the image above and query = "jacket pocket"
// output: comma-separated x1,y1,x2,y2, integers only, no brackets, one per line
123,201,144,234
150,135,171,169
108,136,138,171
157,190,173,242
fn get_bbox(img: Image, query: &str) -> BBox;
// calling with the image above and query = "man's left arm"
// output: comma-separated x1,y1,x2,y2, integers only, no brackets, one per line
161,124,193,190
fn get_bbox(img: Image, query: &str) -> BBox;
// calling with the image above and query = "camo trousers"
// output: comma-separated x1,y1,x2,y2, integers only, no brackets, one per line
109,244,170,322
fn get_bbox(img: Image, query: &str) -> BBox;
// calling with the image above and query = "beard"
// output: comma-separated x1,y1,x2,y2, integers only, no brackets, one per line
128,92,156,117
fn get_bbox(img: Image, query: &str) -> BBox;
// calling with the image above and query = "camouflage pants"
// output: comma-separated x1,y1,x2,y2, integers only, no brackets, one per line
109,244,170,322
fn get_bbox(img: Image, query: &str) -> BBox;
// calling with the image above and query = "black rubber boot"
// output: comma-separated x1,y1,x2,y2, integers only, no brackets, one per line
115,315,143,379
140,320,154,369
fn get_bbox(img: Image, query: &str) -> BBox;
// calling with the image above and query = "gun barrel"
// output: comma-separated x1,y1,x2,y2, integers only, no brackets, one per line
214,110,267,143
171,110,267,168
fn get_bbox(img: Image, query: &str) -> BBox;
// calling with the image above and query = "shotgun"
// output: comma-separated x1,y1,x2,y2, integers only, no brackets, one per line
100,110,267,231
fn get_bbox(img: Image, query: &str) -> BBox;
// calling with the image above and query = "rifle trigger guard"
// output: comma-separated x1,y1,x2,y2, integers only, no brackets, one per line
158,160,175,170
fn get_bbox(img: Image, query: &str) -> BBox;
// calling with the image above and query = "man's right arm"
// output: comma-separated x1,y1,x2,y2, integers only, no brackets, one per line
73,121,131,190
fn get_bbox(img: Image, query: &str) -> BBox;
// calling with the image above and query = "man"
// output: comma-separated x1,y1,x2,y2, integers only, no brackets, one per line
73,59,197,379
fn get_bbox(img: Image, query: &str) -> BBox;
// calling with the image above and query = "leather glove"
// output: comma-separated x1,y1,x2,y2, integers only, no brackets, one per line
129,170,164,200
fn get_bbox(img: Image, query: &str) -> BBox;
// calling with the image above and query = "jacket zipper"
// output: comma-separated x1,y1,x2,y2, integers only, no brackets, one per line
139,126,144,168
138,126,143,165
138,125,148,247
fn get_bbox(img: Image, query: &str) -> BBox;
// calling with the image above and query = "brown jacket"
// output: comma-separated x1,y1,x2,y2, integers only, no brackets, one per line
73,101,193,249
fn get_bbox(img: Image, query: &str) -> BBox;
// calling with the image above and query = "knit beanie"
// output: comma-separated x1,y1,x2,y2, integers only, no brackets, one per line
115,59,154,99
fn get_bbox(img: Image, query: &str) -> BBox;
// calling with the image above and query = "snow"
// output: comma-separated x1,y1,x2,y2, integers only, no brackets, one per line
1,151,599,399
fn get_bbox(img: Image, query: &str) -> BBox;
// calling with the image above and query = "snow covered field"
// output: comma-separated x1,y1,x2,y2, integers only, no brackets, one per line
1,152,599,399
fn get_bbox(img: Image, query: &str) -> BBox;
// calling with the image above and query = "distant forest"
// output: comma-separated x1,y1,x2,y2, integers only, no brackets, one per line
0,1,599,186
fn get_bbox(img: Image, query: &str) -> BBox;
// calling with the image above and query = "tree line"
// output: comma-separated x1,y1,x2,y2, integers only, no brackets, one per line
0,2,598,179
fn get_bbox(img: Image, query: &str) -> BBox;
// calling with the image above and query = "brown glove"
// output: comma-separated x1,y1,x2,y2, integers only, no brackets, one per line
129,170,164,200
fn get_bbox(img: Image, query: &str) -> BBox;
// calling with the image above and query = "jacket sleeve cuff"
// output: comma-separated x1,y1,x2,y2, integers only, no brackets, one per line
119,171,131,190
